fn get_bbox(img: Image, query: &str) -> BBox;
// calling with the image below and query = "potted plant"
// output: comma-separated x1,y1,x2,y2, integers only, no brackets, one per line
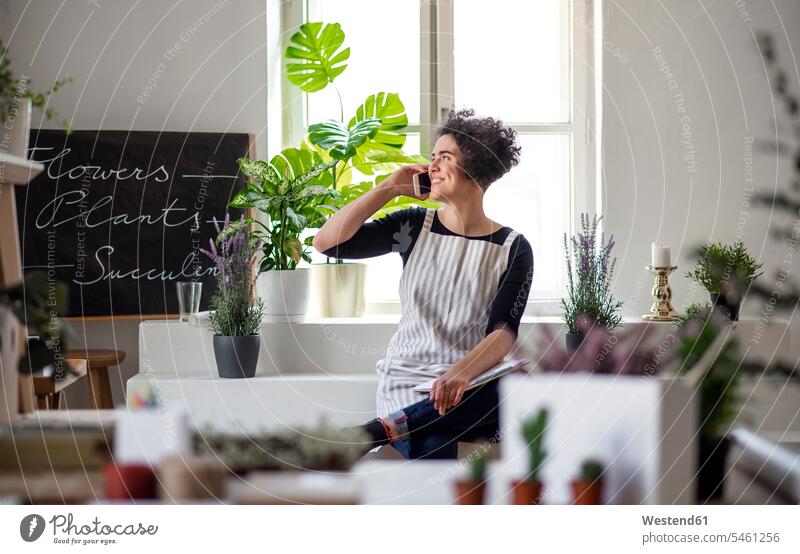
570,458,605,504
282,21,436,316
230,154,337,322
454,450,488,505
686,241,763,321
674,305,746,501
0,272,73,424
561,214,622,352
201,215,264,378
511,407,548,504
1,36,72,157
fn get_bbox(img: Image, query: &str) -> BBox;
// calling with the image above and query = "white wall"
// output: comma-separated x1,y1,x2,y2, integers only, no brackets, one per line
602,0,799,360
1,0,268,407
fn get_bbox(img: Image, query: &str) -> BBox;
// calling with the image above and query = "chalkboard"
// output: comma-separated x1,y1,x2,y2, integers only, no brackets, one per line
15,130,251,317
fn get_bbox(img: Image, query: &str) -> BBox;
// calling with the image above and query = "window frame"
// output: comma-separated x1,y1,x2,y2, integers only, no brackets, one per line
267,0,600,317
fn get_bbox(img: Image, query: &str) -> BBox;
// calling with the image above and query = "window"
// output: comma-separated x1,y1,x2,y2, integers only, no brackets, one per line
268,0,598,315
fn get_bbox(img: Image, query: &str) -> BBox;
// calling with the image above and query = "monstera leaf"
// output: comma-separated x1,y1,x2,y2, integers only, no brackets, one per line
347,92,409,174
285,22,350,93
348,150,428,176
308,117,381,161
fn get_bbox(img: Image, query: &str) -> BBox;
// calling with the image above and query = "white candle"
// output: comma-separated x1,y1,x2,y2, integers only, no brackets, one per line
651,242,671,267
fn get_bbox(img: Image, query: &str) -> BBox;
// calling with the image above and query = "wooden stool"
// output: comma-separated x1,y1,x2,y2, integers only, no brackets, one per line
32,359,87,410
65,349,126,409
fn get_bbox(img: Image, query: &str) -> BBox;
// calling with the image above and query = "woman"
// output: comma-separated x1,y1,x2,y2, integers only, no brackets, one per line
312,108,534,459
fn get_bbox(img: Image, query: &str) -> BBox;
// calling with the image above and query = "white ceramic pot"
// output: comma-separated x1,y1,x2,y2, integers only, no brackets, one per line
0,306,22,425
1,98,32,158
256,268,310,323
310,262,366,317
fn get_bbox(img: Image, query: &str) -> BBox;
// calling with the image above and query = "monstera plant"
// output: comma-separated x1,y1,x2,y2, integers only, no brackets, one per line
283,21,437,243
256,20,439,318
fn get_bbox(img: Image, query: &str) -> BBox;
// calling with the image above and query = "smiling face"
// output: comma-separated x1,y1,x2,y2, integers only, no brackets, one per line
428,133,481,202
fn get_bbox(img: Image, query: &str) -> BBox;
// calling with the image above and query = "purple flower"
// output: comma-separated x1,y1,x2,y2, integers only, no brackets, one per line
200,214,261,295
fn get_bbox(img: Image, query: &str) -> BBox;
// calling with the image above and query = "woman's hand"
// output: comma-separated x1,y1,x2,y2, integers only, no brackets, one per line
379,164,430,200
429,365,471,416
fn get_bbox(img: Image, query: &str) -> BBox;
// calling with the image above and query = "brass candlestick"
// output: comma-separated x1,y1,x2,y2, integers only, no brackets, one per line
642,265,679,321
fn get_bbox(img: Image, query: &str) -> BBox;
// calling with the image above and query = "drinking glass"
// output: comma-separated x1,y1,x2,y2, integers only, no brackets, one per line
176,281,202,322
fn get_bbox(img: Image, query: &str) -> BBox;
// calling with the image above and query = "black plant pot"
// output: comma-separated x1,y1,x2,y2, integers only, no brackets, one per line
213,335,261,379
565,332,584,353
710,293,740,321
697,435,731,502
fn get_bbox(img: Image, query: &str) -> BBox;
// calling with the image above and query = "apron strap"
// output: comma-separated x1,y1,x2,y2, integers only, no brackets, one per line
502,230,519,248
423,208,435,232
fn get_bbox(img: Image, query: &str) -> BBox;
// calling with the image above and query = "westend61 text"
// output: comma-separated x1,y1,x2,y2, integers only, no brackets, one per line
642,515,708,526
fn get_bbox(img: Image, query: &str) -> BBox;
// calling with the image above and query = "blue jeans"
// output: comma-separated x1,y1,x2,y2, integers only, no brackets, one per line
388,380,500,460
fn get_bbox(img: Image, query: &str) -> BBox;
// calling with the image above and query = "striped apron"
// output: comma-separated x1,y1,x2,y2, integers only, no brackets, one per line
375,208,519,418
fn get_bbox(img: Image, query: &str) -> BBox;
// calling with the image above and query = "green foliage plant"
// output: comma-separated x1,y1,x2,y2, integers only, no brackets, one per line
675,306,743,437
686,241,763,295
231,156,338,272
0,271,74,375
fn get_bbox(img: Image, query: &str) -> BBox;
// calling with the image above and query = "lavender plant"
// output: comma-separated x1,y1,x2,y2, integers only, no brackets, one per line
200,214,264,336
561,214,623,334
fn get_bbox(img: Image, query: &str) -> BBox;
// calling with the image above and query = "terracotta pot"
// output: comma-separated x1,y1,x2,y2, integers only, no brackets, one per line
454,480,486,505
104,462,157,500
571,479,604,504
511,479,543,505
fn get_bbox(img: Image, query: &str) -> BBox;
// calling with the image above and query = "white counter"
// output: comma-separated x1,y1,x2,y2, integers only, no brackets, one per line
127,372,378,432
137,316,791,376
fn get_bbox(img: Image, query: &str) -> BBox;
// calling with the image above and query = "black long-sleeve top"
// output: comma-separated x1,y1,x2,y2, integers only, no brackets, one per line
320,207,533,339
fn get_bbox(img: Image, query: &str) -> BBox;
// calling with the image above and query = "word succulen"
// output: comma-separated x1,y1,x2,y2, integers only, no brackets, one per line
76,247,216,285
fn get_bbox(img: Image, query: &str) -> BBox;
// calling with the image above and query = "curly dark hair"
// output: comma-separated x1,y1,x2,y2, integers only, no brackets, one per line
435,108,522,190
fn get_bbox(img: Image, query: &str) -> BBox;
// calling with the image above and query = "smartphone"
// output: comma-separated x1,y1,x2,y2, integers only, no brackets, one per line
412,171,432,196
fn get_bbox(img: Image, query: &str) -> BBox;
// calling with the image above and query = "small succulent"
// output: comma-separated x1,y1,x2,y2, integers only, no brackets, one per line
579,459,604,482
522,408,548,482
467,450,487,483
